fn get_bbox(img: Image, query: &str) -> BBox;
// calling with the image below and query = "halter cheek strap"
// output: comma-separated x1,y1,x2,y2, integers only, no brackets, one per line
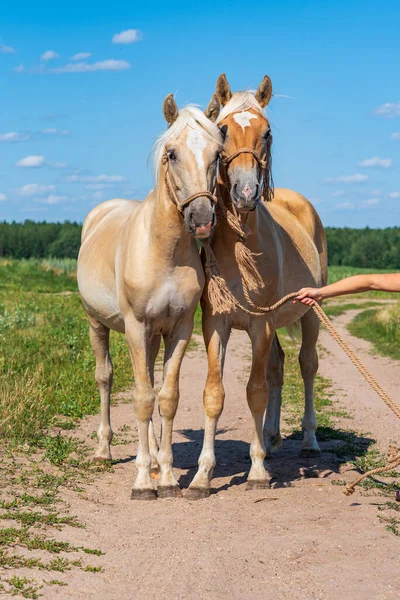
161,151,218,213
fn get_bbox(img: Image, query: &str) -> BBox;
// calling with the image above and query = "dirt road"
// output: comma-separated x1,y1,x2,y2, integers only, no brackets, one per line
44,309,400,600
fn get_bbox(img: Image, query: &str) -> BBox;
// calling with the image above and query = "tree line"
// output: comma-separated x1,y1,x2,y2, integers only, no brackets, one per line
1,221,400,268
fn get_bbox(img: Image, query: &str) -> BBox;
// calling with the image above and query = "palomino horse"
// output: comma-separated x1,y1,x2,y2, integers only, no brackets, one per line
187,75,327,498
78,94,222,499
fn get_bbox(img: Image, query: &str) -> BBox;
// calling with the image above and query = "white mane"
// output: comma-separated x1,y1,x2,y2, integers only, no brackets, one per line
153,105,222,181
216,91,266,123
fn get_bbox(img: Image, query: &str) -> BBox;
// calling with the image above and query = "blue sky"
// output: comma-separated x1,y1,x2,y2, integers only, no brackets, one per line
0,0,399,227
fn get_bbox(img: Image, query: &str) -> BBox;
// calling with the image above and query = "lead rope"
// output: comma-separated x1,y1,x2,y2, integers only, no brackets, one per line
201,224,400,496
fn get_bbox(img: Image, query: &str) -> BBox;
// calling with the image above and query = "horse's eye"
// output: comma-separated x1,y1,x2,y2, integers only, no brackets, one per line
219,125,228,141
167,149,177,161
264,129,272,140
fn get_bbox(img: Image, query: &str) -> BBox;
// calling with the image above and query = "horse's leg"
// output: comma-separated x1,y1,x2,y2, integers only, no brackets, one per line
264,333,285,458
187,314,230,499
88,315,114,462
156,320,193,498
149,335,161,475
246,319,274,490
125,318,157,500
299,309,321,456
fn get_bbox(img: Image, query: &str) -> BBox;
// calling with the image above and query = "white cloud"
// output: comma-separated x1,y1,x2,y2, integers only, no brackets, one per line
336,202,355,210
357,156,392,168
33,194,69,205
391,132,400,140
389,192,400,199
16,155,46,168
41,50,59,61
85,183,114,190
332,190,346,197
370,189,381,196
360,198,380,207
14,64,25,72
70,52,92,61
324,173,368,184
50,162,68,169
19,184,56,197
50,59,130,73
66,174,127,183
0,193,6,201
0,131,30,142
41,128,70,136
112,29,143,44
0,40,17,54
374,102,400,118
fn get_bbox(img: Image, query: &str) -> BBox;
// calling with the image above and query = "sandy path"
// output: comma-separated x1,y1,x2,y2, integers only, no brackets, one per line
43,314,400,600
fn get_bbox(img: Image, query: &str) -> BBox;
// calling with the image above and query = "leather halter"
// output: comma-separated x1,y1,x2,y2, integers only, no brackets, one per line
161,151,218,213
220,143,273,202
221,147,267,171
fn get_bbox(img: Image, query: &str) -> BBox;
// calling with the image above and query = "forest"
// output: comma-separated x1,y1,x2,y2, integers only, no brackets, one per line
1,220,400,268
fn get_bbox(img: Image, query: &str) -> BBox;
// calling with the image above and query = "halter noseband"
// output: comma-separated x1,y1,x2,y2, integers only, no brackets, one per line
161,150,218,213
220,143,273,202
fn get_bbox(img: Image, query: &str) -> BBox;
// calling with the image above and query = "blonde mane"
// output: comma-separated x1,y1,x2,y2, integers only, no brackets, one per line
216,92,266,124
153,106,222,181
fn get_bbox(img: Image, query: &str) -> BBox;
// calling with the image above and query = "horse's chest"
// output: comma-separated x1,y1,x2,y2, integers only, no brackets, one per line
145,278,198,324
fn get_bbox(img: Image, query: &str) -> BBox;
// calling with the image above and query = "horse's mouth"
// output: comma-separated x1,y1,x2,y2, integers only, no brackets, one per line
194,221,213,239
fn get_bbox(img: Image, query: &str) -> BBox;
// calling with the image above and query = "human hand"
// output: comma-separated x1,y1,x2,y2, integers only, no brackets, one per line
293,287,323,305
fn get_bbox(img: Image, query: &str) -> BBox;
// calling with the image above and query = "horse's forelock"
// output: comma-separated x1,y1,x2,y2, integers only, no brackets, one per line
216,92,266,124
152,106,222,181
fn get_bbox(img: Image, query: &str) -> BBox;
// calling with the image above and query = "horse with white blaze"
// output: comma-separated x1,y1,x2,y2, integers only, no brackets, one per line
77,94,222,500
187,75,328,499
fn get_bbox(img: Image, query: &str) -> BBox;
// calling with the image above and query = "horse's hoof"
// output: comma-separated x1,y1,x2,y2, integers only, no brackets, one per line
300,448,321,458
246,479,271,490
131,488,157,501
92,456,112,464
157,485,182,499
185,487,211,500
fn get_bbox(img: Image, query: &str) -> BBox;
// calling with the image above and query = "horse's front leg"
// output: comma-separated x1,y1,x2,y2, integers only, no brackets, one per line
246,317,275,490
187,314,231,499
125,317,157,500
156,319,193,499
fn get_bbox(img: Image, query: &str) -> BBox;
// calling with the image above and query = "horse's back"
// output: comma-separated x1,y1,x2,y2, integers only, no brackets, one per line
78,199,141,332
269,188,328,285
81,198,141,242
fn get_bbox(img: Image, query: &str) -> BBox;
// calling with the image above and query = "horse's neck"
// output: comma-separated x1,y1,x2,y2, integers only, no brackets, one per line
147,179,195,265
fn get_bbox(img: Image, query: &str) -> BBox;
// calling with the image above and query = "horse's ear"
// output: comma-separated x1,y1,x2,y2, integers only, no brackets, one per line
163,93,179,126
204,94,220,122
255,75,272,108
216,73,232,106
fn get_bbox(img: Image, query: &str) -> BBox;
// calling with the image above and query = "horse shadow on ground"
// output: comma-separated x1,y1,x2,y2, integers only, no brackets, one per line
173,426,376,493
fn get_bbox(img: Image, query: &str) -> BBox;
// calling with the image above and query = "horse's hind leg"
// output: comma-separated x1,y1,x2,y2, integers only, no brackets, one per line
264,334,285,458
88,316,114,462
299,309,321,456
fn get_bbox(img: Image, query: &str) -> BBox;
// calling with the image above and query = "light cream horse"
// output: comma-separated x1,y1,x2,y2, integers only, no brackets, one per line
187,75,327,498
78,95,222,500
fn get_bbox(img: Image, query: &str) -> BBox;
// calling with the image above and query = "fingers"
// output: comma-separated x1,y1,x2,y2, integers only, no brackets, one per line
293,288,319,305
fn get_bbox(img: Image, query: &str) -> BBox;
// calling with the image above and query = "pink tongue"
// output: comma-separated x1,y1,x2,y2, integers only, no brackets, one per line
196,221,212,235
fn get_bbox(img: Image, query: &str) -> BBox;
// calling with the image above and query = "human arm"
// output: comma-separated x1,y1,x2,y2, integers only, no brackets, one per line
294,273,400,305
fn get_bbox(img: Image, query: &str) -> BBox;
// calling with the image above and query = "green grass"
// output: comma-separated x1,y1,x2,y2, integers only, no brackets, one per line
0,258,134,445
348,304,400,360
